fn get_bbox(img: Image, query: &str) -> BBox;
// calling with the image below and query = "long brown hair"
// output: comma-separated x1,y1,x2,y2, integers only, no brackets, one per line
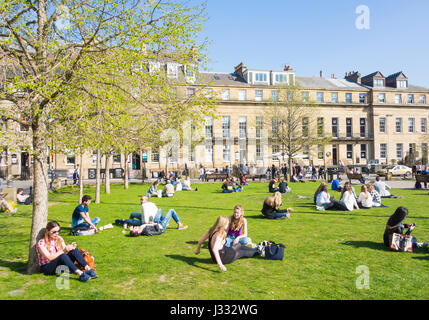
44,221,64,251
360,184,369,199
208,216,229,239
229,205,244,232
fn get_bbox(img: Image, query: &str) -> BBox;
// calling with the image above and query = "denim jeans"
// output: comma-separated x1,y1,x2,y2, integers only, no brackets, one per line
154,209,180,229
225,235,251,247
74,217,100,229
40,248,87,275
124,212,143,226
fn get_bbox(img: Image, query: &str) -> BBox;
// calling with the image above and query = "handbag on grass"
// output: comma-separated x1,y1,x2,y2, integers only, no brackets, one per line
389,233,413,252
74,249,96,271
265,241,285,260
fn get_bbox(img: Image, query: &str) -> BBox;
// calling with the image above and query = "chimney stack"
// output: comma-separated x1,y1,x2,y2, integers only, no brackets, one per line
234,62,247,78
331,74,335,79
320,70,323,78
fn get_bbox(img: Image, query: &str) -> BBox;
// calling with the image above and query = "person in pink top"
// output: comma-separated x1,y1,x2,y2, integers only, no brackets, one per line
36,221,97,282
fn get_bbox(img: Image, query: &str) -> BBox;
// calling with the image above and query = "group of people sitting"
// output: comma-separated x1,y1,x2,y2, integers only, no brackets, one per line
146,176,197,198
221,177,243,193
268,178,291,194
315,176,401,211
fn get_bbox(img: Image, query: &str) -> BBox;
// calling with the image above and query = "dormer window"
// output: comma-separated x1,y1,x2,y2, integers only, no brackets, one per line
275,74,288,83
255,73,267,82
374,79,384,87
397,80,407,88
149,61,161,75
167,64,178,78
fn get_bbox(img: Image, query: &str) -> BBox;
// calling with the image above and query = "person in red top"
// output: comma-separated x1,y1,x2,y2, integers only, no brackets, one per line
36,221,97,282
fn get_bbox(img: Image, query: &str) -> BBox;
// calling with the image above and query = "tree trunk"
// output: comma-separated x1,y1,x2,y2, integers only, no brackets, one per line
79,152,84,202
288,156,293,183
124,151,129,189
95,149,101,203
105,153,111,194
27,121,49,274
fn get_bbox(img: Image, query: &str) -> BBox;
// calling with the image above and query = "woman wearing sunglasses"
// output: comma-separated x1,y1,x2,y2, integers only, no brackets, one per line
36,221,97,282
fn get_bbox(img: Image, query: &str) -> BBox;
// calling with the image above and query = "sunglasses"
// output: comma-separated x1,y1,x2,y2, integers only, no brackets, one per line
50,230,60,234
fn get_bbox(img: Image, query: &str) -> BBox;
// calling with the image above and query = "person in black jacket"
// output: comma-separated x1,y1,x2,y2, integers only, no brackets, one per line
278,178,289,193
268,178,279,193
383,207,427,249
261,192,293,219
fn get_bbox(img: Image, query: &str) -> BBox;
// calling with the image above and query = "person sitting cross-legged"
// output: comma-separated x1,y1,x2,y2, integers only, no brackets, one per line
72,195,100,231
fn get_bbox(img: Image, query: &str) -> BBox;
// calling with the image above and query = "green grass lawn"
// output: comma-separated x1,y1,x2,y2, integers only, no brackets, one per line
1,181,428,300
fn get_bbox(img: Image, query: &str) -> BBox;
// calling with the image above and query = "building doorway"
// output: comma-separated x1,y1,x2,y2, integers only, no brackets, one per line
21,151,30,180
332,145,338,166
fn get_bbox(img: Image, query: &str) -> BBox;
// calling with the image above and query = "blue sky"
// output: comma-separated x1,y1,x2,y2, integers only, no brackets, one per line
198,0,429,87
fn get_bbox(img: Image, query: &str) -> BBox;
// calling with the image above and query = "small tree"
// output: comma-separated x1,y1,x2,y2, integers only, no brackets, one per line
263,84,331,181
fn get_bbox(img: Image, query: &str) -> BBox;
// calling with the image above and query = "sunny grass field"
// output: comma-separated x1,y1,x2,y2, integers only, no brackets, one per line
0,181,428,300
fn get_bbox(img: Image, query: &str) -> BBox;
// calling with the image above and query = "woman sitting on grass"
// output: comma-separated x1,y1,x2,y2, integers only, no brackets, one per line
182,176,197,191
339,183,359,211
314,182,327,204
195,216,260,272
357,184,373,209
36,221,97,282
146,180,159,197
268,178,279,193
367,182,384,207
261,192,293,219
384,207,427,249
225,205,253,247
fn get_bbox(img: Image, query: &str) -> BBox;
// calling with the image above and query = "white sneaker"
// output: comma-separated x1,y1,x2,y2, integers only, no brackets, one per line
316,206,325,211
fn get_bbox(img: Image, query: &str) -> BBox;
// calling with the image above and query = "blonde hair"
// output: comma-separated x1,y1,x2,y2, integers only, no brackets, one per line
361,184,369,199
208,216,229,239
265,191,282,210
230,205,244,232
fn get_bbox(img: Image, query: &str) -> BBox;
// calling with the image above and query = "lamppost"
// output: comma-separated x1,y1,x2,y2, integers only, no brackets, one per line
324,151,331,180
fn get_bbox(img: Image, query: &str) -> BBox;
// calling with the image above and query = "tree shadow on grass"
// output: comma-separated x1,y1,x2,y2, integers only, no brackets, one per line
341,241,388,252
0,260,27,274
294,210,429,220
413,256,429,261
165,255,219,273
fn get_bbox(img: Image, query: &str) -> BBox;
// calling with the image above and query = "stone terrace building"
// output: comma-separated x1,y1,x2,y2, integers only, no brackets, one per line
1,61,428,180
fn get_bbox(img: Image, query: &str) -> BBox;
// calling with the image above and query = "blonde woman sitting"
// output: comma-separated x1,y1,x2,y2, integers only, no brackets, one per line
195,216,260,272
357,184,373,209
261,191,293,219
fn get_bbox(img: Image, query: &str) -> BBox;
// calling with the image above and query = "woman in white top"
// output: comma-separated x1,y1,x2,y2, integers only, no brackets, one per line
339,184,359,211
357,184,373,209
316,185,332,209
182,176,195,191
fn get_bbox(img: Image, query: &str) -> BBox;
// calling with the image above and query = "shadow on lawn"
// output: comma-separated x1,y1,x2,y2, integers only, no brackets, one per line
165,255,218,273
0,260,27,274
341,241,388,251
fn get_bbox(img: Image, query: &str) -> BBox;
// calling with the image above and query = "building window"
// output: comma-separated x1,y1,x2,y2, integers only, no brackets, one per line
331,118,338,138
379,117,386,133
272,144,280,155
421,118,427,133
113,153,121,164
301,91,309,102
255,73,267,82
238,89,247,101
167,64,178,78
275,74,288,83
395,118,402,133
408,94,414,104
318,145,324,160
408,118,415,133
255,90,263,102
397,80,407,88
239,116,247,139
316,92,324,103
271,90,279,102
346,118,352,138
409,143,416,156
361,144,367,159
396,143,403,159
151,152,159,163
378,93,386,103
287,92,294,102
345,93,352,103
317,117,324,137
422,143,428,161
186,88,195,99
380,144,387,159
347,144,353,159
331,92,338,103
204,88,213,98
360,118,366,138
302,117,309,138
205,116,213,139
256,141,263,161
205,144,213,163
359,93,366,103
221,89,230,100
222,116,230,138
66,152,75,165
223,143,230,162
19,115,30,132
272,117,279,135
374,79,384,87
395,94,402,104
256,116,263,138
420,95,426,104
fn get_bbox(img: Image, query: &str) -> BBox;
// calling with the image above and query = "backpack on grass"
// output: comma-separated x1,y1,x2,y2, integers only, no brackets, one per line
73,249,96,271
